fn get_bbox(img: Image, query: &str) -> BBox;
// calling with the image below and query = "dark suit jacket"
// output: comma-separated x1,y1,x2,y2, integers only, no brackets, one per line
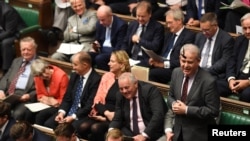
0,1,26,40
110,81,167,140
121,18,164,61
0,118,16,141
226,35,249,78
195,28,234,78
167,67,220,141
186,0,220,21
95,15,128,51
59,69,101,118
32,128,53,141
162,28,196,69
0,57,36,102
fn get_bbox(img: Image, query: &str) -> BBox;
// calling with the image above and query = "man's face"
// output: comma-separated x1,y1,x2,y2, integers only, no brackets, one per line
118,78,137,100
166,14,182,33
136,7,151,25
97,13,112,27
179,50,200,77
71,54,87,75
20,41,36,61
200,21,217,38
71,0,85,15
242,18,250,39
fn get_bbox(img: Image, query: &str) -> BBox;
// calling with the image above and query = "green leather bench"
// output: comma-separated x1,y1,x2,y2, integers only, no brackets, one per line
219,111,250,125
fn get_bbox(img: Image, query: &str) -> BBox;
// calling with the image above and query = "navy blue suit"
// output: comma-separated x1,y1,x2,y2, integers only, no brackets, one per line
32,128,53,141
0,118,16,141
122,18,164,66
217,35,250,102
92,15,128,71
149,28,196,84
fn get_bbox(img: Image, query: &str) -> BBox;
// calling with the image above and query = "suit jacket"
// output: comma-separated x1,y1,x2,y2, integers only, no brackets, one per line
32,128,53,141
161,28,196,69
121,18,164,61
0,118,16,141
59,69,101,118
167,67,220,141
34,65,69,104
0,57,36,102
226,35,249,78
186,0,220,20
195,28,234,78
64,10,97,50
0,2,26,41
110,81,167,140
95,15,128,51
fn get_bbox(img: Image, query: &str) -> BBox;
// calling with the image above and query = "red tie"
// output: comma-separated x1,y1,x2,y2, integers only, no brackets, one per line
132,97,140,135
181,76,189,102
7,61,28,95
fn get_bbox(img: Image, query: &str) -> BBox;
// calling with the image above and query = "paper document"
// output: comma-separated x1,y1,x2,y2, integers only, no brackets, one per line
236,25,243,35
57,43,84,55
25,102,51,112
220,0,250,14
141,46,167,62
0,94,21,104
129,59,140,66
33,124,54,135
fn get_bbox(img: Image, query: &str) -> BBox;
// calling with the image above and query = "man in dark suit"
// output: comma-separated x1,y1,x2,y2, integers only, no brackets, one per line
217,13,250,102
10,121,53,141
0,102,16,141
167,44,220,141
148,8,195,84
0,37,37,122
186,0,220,27
109,72,167,141
44,51,101,129
195,12,234,79
121,0,164,66
0,1,26,73
89,5,128,71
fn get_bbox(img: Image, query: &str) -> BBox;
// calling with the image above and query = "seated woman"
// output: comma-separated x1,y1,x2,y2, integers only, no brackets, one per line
77,50,130,141
31,59,69,125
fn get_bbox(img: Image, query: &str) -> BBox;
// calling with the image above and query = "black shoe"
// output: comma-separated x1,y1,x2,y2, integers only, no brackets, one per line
47,30,58,46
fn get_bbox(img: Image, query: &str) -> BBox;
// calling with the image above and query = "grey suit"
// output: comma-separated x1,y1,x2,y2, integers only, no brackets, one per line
0,57,36,121
167,67,220,141
194,28,234,79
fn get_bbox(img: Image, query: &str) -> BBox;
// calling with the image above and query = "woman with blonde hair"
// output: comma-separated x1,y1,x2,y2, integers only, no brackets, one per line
78,50,130,141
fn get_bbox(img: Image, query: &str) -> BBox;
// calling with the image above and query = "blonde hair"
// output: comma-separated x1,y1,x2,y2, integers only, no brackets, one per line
106,128,123,141
111,50,131,72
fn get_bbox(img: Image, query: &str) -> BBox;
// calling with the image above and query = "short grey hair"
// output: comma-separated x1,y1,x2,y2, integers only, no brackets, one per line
165,8,184,23
31,59,49,76
180,44,201,60
241,13,250,24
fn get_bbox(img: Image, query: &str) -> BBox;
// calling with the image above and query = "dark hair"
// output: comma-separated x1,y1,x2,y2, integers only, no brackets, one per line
0,102,11,118
200,12,218,25
10,121,33,140
136,0,152,14
54,123,76,138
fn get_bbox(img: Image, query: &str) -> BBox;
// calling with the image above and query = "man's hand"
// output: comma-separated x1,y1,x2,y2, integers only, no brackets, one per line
20,94,30,102
133,134,147,141
55,112,64,123
229,79,249,93
132,34,140,43
166,131,174,141
172,100,186,115
149,58,164,68
89,115,106,121
0,91,6,99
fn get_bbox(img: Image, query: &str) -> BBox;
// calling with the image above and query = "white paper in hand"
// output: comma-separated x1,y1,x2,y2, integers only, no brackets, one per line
57,43,84,55
25,102,50,112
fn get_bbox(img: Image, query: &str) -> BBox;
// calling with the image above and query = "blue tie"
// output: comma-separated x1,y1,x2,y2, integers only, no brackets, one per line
163,34,176,58
68,76,84,116
198,0,203,19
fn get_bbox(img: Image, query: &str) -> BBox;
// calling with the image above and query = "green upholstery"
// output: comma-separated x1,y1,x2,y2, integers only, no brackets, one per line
219,111,250,125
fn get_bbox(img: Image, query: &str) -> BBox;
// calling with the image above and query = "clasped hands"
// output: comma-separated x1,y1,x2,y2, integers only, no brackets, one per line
229,79,249,94
172,100,186,115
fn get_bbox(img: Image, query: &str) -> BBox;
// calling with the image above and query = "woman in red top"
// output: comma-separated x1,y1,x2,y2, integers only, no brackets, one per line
31,59,69,125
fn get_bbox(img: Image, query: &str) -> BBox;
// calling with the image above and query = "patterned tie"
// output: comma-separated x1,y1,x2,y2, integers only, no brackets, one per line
68,76,84,116
7,61,29,95
132,25,145,60
132,97,140,135
201,38,212,68
181,76,189,102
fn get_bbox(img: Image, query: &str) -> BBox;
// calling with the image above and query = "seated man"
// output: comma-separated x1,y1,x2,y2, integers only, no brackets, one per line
54,123,80,141
10,121,53,141
0,37,37,122
89,5,128,71
0,1,26,74
121,1,164,67
109,72,167,140
51,0,98,62
0,102,16,141
148,8,195,84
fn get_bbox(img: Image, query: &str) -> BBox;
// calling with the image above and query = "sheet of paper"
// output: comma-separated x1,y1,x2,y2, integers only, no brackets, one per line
33,124,54,135
57,43,84,55
1,94,21,104
141,46,166,62
25,102,51,112
236,25,243,35
129,58,141,66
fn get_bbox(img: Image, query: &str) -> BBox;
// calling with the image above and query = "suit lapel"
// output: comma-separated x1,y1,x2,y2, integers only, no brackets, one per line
186,68,201,102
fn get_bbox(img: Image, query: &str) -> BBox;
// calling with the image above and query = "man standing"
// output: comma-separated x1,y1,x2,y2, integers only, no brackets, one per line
0,37,37,121
45,51,101,129
109,72,167,141
148,8,195,84
121,0,164,66
0,1,26,74
167,44,220,141
89,5,128,71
